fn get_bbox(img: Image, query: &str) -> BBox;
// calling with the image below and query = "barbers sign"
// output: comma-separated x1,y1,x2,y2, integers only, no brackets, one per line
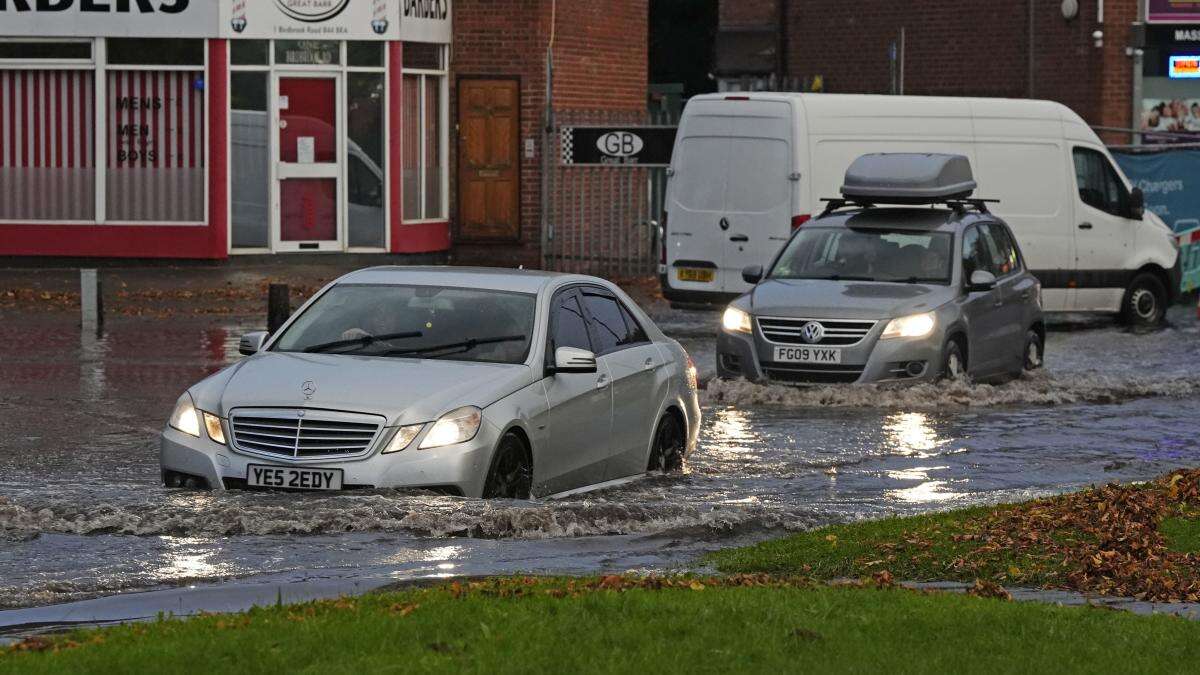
222,0,397,40
0,0,216,37
559,127,678,167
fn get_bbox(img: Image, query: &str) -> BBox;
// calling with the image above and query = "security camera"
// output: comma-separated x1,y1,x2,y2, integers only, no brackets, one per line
1092,30,1104,48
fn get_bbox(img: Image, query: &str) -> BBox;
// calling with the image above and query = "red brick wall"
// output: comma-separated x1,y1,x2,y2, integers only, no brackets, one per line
718,0,1137,135
449,0,648,269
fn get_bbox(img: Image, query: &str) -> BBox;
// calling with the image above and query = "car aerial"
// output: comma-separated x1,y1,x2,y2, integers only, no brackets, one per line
161,267,701,499
717,153,1045,385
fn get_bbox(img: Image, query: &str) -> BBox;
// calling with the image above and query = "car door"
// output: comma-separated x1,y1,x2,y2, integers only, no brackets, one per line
578,288,664,480
1070,147,1136,311
981,223,1037,372
540,289,614,495
959,225,1007,376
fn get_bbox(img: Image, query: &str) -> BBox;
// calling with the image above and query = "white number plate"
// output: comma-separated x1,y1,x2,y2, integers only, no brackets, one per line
247,464,343,491
773,346,842,364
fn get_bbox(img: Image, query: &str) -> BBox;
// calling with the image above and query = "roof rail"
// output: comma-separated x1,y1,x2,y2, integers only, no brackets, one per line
819,197,999,217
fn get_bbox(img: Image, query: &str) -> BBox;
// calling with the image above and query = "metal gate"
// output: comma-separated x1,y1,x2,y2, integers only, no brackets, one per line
542,110,669,278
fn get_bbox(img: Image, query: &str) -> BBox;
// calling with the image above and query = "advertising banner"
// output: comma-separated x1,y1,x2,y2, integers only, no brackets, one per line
0,0,217,38
1113,149,1200,292
222,0,397,40
1148,0,1200,23
560,127,678,167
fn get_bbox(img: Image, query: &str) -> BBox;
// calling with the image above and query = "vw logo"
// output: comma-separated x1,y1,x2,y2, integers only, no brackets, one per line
800,321,825,344
301,380,316,399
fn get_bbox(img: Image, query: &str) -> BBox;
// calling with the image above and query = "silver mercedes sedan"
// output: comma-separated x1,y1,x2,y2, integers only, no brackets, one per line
161,267,700,499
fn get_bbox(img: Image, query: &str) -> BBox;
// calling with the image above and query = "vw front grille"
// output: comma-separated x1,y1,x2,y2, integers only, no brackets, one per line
229,409,384,460
757,317,877,346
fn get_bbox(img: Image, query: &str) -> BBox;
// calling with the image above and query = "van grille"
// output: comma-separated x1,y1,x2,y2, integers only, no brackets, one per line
763,363,864,384
757,317,877,346
229,410,383,460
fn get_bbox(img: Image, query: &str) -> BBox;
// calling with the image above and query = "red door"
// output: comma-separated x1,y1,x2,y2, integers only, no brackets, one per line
276,76,340,249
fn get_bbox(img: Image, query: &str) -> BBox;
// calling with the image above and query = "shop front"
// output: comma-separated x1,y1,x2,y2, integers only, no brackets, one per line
1141,2,1200,144
0,0,451,258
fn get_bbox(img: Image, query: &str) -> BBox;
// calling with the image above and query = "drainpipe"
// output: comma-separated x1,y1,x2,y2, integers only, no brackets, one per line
1028,0,1036,98
1131,0,1146,145
776,0,789,89
540,0,557,269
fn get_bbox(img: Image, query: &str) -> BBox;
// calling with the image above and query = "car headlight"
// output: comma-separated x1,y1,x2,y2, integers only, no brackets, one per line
419,406,482,450
202,412,226,444
382,424,425,454
881,312,936,339
168,393,201,437
722,306,753,334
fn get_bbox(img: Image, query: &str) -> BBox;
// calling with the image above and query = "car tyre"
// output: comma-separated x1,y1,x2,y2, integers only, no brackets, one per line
482,433,532,499
1121,273,1167,329
1023,329,1044,371
647,413,685,472
940,339,967,381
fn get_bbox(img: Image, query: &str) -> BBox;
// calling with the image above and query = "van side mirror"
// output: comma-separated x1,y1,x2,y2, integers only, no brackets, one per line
967,270,997,293
239,331,269,356
551,347,597,374
1128,187,1145,220
742,265,764,285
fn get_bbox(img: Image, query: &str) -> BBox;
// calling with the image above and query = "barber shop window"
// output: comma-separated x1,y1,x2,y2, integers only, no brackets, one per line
1073,147,1129,217
105,39,206,222
0,41,96,221
347,71,387,248
401,43,447,222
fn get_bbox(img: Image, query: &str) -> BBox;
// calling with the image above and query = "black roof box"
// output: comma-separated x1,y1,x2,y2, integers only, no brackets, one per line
840,153,977,203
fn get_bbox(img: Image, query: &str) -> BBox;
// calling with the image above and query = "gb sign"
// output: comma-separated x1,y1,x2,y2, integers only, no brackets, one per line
560,126,677,167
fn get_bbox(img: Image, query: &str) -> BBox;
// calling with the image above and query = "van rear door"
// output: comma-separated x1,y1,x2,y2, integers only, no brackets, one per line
665,99,794,297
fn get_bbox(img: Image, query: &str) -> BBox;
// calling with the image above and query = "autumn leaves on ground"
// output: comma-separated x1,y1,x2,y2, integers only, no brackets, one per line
6,471,1200,673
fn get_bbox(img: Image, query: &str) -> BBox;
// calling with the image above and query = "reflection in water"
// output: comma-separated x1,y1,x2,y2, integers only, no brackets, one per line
888,480,968,503
160,537,228,580
884,412,946,457
706,407,759,457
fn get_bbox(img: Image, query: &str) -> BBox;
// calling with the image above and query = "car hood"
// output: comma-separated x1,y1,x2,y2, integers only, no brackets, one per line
744,279,957,320
189,352,535,426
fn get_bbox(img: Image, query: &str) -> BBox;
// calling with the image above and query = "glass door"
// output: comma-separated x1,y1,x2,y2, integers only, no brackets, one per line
273,74,342,251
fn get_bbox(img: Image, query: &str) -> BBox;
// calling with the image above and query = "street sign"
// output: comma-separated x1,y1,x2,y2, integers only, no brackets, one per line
560,126,677,167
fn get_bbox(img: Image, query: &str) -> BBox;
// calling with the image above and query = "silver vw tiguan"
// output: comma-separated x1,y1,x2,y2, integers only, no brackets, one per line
717,153,1045,385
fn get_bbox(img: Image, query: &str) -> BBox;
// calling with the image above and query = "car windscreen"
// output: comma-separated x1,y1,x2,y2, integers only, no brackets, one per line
769,227,954,284
271,284,536,364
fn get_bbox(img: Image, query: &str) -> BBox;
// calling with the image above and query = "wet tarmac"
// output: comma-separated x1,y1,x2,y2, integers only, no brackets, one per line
2,303,1200,623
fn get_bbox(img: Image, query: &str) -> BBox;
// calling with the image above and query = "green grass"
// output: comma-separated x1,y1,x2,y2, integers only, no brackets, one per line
708,505,1067,585
1162,515,1200,554
4,580,1200,674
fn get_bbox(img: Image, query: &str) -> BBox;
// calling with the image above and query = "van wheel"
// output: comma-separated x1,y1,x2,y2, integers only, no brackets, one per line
482,433,532,499
1121,274,1166,328
940,340,967,381
647,413,685,472
1023,330,1044,371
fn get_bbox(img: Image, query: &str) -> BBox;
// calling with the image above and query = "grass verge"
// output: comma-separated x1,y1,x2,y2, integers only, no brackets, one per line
4,577,1200,674
711,468,1200,602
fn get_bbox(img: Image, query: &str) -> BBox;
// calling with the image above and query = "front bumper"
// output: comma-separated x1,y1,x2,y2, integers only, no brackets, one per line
160,418,501,497
716,324,945,385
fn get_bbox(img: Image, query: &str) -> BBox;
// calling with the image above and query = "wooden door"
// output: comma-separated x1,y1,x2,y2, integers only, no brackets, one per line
457,78,520,240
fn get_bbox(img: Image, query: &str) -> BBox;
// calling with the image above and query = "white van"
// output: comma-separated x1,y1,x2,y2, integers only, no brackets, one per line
661,93,1181,325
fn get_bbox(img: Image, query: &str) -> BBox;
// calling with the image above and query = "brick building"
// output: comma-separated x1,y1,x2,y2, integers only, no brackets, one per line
714,0,1152,143
0,0,647,264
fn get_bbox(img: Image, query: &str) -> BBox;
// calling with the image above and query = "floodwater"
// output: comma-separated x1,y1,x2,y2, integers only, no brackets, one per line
2,305,1199,619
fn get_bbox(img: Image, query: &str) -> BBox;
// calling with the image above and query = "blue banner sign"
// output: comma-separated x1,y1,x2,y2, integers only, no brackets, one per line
1113,149,1200,292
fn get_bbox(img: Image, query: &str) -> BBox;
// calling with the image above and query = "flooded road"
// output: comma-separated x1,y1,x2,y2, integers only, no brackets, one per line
2,305,1200,613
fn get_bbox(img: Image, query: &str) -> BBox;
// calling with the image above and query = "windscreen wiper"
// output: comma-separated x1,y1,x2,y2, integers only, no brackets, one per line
379,335,527,359
894,277,948,284
303,331,424,354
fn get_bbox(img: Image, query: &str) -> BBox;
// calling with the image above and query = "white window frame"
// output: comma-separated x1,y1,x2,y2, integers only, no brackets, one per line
0,37,209,226
401,44,449,224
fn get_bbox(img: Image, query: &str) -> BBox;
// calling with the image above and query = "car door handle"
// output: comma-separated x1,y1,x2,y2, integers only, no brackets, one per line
596,374,610,389
643,357,656,370
729,234,749,242
719,217,730,231
1078,222,1093,230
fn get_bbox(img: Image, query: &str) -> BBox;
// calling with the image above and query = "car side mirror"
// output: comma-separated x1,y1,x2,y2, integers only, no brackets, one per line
239,331,269,356
967,270,997,293
742,265,764,285
1128,187,1145,220
552,346,598,374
